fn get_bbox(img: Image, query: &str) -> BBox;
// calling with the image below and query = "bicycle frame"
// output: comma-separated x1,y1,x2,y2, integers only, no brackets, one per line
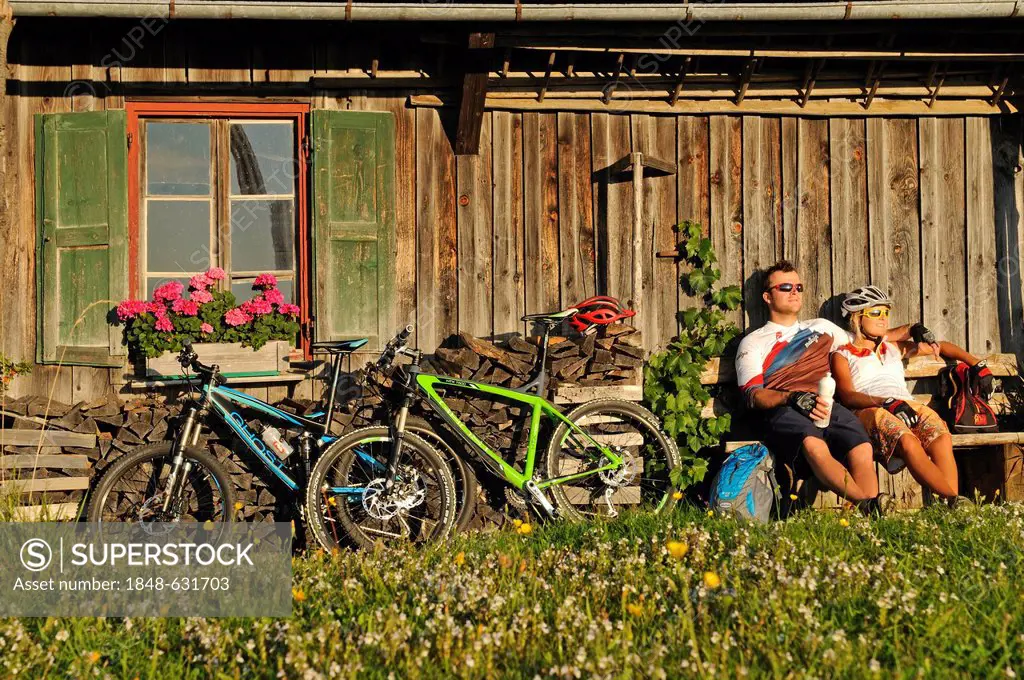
410,371,624,491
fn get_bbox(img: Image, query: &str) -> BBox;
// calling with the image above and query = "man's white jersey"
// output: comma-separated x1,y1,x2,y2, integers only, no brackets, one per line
735,319,851,394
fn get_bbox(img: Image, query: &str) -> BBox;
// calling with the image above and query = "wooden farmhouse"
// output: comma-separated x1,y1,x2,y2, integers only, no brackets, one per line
2,0,1024,407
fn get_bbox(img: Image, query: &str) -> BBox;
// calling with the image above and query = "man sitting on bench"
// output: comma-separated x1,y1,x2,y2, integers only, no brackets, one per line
734,261,916,511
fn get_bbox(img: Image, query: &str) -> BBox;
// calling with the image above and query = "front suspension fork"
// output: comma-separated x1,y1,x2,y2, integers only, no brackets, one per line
384,399,411,488
161,407,203,515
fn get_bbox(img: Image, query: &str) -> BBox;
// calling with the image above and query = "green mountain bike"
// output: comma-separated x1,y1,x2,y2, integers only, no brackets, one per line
305,312,680,549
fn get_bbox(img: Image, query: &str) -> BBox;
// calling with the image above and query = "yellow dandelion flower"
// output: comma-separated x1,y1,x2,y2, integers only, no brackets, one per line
995,488,1001,497
672,491,683,501
292,588,306,602
839,518,850,527
707,510,714,517
517,522,533,535
234,501,244,511
512,518,523,528
789,494,799,501
498,554,513,569
666,540,689,560
454,551,466,566
86,651,100,664
202,520,214,531
703,571,722,589
626,603,644,617
327,496,337,507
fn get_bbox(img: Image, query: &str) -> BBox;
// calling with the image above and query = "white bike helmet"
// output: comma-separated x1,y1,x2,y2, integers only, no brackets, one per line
842,285,892,317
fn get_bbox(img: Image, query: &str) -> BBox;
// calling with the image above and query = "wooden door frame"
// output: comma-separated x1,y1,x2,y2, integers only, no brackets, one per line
125,101,312,356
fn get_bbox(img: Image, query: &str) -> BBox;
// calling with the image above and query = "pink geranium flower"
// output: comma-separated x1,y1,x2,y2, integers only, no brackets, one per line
146,302,168,318
154,316,174,332
241,296,273,316
252,274,277,290
153,281,184,303
172,299,199,316
189,273,213,291
200,323,214,334
264,288,285,306
278,303,300,317
116,299,148,321
224,308,252,327
190,289,214,304
206,267,227,281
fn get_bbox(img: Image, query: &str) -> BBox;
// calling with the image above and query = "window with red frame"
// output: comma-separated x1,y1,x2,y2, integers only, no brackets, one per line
140,118,299,304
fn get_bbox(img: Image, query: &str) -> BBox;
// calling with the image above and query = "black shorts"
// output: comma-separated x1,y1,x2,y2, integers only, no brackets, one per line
761,402,871,467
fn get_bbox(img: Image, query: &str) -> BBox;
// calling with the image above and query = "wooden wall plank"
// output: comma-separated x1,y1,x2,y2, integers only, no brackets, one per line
786,118,832,319
677,116,710,317
990,116,1024,361
380,97,417,336
632,114,678,351
709,116,744,329
919,117,967,347
556,112,596,308
829,118,870,321
456,113,494,338
867,118,921,328
966,117,1001,355
415,108,458,352
591,113,634,303
491,111,526,339
742,116,783,330
523,112,560,317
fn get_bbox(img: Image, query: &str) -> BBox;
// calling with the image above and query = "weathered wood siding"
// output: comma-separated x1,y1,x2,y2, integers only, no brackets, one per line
3,20,1024,403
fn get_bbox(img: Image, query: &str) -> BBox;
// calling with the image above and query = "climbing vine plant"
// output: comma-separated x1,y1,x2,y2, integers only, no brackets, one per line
644,221,742,490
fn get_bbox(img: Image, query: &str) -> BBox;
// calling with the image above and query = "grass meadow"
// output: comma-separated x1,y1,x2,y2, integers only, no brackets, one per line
1,503,1022,679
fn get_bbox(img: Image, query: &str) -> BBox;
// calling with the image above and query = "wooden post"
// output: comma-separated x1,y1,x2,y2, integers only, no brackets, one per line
0,0,13,379
631,152,643,315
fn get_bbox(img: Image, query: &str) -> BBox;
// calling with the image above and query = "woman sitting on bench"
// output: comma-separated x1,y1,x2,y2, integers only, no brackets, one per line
830,285,990,500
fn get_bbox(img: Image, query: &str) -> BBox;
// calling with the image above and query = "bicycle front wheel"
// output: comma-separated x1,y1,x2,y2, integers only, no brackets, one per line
306,427,457,551
545,400,680,521
86,443,235,524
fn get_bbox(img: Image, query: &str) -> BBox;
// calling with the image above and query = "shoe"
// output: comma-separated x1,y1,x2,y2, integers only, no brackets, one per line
857,493,895,518
947,495,974,510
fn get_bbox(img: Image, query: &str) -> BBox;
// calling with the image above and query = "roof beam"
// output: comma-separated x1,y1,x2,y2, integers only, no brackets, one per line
454,31,494,156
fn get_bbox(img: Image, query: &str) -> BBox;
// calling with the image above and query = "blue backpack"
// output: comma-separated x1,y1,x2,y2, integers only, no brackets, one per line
709,443,779,522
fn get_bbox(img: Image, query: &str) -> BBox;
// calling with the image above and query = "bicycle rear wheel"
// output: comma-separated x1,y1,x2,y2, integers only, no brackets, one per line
86,443,235,524
545,400,679,521
306,427,457,551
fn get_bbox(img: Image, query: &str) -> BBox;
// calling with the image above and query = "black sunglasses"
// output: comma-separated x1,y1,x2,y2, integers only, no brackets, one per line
766,283,804,293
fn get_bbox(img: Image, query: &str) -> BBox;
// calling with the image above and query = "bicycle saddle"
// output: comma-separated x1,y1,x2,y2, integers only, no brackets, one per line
310,338,369,354
520,309,578,327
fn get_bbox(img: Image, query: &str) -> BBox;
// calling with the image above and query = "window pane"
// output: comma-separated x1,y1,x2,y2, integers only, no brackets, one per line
146,200,212,273
146,276,191,300
233,278,293,303
230,199,295,272
146,123,211,196
230,122,296,196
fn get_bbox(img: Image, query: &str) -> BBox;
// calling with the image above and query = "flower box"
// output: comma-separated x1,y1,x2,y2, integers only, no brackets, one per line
141,340,293,379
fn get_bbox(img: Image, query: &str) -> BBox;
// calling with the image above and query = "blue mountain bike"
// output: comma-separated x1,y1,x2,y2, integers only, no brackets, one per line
86,336,458,548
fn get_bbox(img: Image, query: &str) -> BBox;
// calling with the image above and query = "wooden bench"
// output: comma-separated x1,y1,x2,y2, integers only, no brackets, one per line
699,353,1024,509
0,429,94,520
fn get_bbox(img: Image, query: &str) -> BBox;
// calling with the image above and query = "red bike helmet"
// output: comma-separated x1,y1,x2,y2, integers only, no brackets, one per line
569,296,636,333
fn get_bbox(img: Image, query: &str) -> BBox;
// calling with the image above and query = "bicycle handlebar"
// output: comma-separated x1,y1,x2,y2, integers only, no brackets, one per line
177,340,226,385
375,325,415,371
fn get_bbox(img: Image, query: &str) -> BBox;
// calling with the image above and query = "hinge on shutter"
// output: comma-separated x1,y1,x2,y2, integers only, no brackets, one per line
301,136,312,166
127,132,134,149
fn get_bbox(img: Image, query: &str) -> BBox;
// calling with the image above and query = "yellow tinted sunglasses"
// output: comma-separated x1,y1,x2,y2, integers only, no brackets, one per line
861,308,890,319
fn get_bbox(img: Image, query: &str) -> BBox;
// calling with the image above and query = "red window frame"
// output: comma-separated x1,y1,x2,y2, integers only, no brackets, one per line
126,102,312,357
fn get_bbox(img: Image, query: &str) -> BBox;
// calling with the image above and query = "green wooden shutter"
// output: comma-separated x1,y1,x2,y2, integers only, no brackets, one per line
311,110,396,349
36,111,129,366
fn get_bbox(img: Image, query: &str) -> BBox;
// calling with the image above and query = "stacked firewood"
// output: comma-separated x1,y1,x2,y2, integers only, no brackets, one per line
425,324,644,389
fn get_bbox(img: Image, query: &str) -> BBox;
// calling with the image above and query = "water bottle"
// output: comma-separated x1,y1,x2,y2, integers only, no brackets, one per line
262,427,294,460
814,374,836,429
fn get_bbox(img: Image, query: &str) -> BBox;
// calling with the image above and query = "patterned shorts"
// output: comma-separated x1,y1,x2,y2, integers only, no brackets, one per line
854,401,950,464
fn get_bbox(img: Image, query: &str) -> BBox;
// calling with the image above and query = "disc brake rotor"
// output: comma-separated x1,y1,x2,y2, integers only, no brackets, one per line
361,466,427,521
